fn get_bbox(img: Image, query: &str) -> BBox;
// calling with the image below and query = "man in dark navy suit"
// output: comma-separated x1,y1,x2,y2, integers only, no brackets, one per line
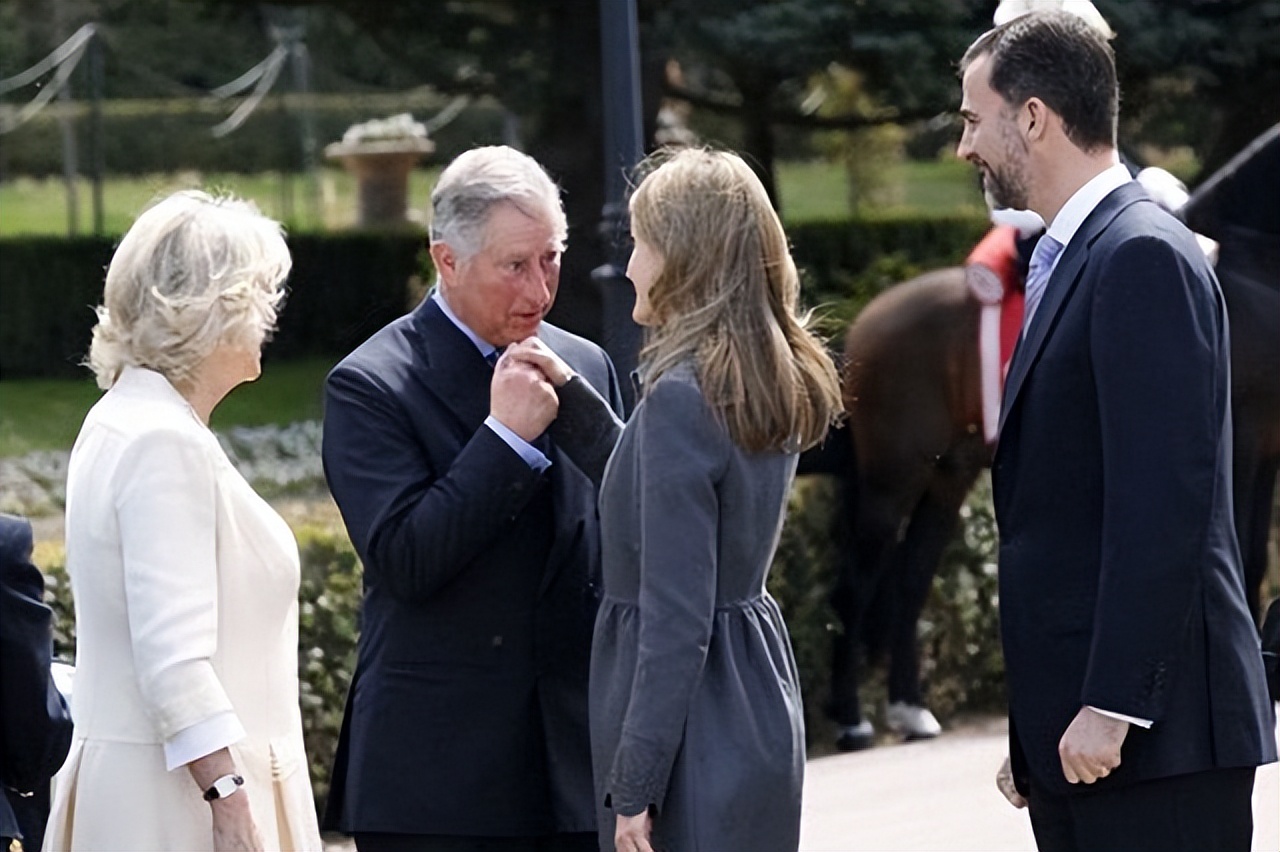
1,513,73,851
957,11,1276,851
321,146,624,852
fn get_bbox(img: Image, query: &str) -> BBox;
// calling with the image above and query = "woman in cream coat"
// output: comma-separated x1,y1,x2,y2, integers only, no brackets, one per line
45,191,322,851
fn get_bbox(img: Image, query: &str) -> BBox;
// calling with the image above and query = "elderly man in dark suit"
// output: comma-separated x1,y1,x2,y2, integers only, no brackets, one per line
2,513,73,851
957,11,1276,852
321,145,624,852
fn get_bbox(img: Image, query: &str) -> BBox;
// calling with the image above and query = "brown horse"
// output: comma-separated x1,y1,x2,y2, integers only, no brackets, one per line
809,252,1015,751
810,131,1280,751
1181,123,1280,622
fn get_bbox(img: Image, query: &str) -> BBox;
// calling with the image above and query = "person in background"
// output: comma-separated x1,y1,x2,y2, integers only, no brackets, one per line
508,147,843,852
44,190,322,851
320,146,624,852
957,11,1275,851
1,513,73,852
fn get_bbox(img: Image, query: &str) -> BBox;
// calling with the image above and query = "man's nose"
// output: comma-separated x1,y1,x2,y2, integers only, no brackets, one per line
523,263,552,303
956,130,973,161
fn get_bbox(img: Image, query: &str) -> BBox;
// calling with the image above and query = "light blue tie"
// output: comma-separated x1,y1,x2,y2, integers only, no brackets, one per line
1023,234,1064,332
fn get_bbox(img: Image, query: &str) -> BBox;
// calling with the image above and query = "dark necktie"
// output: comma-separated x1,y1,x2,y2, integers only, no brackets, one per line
485,346,504,367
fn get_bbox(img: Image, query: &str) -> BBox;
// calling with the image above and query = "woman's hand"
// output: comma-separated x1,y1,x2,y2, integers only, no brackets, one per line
211,794,265,851
186,748,264,851
505,337,576,387
615,809,655,852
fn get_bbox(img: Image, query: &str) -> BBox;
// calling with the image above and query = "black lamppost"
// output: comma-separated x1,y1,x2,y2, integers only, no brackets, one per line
595,0,645,413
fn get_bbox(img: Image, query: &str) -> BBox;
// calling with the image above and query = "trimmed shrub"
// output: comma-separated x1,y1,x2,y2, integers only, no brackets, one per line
0,232,425,379
1,214,988,379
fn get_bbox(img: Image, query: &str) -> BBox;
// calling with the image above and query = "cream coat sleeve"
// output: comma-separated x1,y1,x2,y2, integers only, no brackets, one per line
114,427,246,754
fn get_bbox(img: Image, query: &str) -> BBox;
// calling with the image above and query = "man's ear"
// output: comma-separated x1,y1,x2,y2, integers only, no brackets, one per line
429,241,458,284
1024,98,1049,142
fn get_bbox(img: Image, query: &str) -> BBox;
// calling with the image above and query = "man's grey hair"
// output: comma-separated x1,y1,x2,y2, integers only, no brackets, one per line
429,146,567,259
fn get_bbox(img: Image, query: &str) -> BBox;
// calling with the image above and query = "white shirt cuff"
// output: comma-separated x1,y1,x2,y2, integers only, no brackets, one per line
163,711,247,771
485,416,551,472
1087,705,1153,729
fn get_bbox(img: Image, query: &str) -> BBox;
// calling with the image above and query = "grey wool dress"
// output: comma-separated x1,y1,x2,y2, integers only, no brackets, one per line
557,362,805,852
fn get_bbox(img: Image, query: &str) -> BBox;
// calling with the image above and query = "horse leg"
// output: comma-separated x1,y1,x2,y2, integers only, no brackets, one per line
830,473,919,751
884,460,982,739
1237,452,1279,624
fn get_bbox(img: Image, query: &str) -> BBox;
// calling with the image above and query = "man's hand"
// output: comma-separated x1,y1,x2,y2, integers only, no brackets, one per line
1058,706,1128,784
505,337,576,387
490,353,559,441
615,809,655,852
996,755,1027,808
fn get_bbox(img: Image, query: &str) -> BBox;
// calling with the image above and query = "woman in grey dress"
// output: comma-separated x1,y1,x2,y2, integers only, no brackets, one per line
505,148,841,852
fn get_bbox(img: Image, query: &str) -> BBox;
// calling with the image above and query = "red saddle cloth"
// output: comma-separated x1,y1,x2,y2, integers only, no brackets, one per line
966,224,1026,375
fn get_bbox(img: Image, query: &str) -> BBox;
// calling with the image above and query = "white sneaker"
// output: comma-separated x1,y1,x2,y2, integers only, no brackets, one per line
835,719,875,751
885,702,942,739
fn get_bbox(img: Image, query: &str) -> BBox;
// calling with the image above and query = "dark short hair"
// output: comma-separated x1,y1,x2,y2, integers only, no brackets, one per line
961,10,1117,152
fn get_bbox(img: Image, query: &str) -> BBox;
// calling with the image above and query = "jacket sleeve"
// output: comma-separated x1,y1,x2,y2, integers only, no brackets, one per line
549,375,625,487
321,361,549,602
0,516,73,794
604,377,729,815
1083,233,1226,720
113,431,246,747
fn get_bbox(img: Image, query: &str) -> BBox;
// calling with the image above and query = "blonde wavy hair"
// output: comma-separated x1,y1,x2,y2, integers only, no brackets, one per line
630,148,843,453
88,190,291,390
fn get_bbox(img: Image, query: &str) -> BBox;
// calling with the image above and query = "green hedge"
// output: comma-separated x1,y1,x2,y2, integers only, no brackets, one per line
1,215,988,379
0,233,424,379
35,476,1001,814
792,214,989,324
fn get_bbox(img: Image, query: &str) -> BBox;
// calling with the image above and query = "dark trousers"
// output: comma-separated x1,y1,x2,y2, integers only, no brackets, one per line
353,831,598,852
1028,767,1256,852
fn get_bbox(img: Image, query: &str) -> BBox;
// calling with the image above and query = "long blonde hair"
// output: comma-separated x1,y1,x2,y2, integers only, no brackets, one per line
630,148,842,452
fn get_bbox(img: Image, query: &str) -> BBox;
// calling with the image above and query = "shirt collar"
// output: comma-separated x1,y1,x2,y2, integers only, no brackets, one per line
430,285,500,361
1045,161,1132,250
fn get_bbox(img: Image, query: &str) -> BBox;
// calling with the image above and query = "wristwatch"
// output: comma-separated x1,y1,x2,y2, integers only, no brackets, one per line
203,773,245,801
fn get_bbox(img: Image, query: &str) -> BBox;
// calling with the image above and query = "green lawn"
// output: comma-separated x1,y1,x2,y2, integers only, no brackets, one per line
778,157,985,221
0,158,981,235
0,357,335,457
0,168,442,235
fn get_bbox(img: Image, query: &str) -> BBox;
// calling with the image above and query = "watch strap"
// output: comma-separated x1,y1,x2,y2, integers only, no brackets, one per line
202,773,245,801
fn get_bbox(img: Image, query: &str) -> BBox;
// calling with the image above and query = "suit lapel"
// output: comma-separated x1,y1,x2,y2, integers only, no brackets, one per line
415,307,597,598
998,183,1148,436
415,298,494,432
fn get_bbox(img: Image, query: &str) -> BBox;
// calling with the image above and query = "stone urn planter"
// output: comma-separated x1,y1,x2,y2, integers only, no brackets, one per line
325,114,435,228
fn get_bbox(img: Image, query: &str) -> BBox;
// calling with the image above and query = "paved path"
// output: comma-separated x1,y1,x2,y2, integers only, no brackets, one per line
800,716,1280,851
